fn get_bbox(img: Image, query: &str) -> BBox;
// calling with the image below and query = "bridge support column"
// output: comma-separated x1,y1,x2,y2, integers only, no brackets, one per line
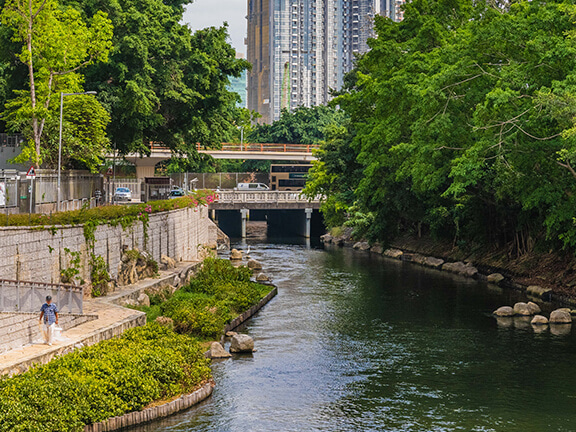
240,209,249,238
305,208,313,238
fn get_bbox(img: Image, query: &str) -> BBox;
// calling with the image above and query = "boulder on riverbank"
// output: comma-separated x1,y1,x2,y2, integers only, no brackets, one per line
320,234,333,243
487,273,505,284
248,259,263,271
423,256,444,269
527,301,541,315
384,249,404,259
493,306,515,317
531,315,549,325
526,285,553,300
513,302,533,316
370,244,384,254
229,334,254,353
230,249,243,260
353,242,370,251
210,342,232,359
550,309,573,324
442,261,478,278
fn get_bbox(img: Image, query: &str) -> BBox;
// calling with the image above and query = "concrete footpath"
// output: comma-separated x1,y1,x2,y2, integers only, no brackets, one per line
0,262,200,377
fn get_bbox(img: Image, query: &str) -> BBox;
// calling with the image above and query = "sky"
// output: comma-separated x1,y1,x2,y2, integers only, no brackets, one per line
183,0,247,54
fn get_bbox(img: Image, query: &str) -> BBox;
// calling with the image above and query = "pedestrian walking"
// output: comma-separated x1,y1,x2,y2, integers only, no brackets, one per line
39,296,59,346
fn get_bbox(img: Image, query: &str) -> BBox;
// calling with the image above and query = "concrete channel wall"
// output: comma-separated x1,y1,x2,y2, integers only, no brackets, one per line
0,206,218,284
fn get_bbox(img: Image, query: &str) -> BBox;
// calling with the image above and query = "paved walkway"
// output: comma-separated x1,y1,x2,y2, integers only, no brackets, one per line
0,262,200,377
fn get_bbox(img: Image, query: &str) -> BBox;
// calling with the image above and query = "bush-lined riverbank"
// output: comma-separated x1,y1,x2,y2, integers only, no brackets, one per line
0,324,211,432
139,258,272,340
0,258,275,432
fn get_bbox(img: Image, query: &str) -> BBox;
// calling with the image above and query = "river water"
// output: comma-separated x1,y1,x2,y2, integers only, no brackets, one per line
132,240,576,432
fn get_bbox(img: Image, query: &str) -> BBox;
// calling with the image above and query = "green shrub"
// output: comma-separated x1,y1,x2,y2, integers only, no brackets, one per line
0,324,210,432
156,258,272,339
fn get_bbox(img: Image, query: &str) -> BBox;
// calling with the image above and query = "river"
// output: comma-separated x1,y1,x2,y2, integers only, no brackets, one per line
131,239,576,432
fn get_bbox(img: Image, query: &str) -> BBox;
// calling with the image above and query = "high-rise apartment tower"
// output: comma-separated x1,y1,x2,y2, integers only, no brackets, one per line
247,0,405,123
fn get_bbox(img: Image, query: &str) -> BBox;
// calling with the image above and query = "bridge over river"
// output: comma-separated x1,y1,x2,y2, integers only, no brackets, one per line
122,143,319,180
210,191,323,239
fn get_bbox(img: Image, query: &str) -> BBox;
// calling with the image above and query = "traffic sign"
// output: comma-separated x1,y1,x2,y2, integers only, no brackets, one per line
26,166,36,179
106,167,113,176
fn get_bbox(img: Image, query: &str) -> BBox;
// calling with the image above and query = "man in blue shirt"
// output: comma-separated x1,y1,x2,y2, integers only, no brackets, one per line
39,296,59,346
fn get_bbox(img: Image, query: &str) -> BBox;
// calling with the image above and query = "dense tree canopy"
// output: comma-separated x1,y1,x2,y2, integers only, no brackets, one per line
0,0,249,170
71,0,249,157
307,0,576,253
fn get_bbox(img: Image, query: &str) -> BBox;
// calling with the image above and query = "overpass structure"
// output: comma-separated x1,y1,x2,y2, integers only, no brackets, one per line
210,191,323,238
124,143,318,179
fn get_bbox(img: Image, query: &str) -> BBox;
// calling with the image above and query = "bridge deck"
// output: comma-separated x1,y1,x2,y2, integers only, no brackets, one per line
210,191,322,210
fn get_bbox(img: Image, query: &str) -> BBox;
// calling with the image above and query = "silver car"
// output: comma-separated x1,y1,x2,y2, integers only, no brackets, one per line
114,187,132,202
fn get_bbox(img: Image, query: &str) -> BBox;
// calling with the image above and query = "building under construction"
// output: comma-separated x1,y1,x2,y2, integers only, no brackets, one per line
247,0,406,124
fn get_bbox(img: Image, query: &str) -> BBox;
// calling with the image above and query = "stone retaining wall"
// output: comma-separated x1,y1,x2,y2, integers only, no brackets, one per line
0,312,98,354
84,381,215,432
0,206,218,285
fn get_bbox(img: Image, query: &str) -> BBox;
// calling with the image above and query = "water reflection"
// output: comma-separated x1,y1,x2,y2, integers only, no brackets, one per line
130,242,576,432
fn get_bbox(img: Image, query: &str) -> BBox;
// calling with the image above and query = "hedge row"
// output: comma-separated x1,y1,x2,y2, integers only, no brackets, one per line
0,189,217,227
144,258,272,339
0,324,211,432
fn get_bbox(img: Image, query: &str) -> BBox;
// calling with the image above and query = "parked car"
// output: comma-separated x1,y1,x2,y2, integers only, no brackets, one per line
114,187,132,202
235,183,270,191
168,188,186,199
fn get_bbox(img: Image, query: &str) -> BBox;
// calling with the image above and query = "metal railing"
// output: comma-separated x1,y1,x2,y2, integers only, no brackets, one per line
0,279,84,314
149,142,319,154
216,191,322,204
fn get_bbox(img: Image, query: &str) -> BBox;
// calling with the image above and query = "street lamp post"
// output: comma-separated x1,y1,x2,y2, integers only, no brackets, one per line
57,91,97,211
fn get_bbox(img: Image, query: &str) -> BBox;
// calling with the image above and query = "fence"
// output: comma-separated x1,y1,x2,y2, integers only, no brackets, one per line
0,279,83,314
170,172,270,190
0,170,104,213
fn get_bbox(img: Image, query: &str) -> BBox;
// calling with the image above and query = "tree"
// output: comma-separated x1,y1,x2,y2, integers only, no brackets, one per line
71,0,249,157
311,0,576,252
0,0,113,166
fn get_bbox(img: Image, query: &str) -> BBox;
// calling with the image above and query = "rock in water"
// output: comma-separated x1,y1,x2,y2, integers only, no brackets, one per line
230,249,243,260
256,273,270,282
247,259,263,271
353,242,370,251
527,301,541,315
487,273,505,284
493,306,515,317
550,309,573,324
225,331,237,337
531,315,549,325
513,302,533,316
230,334,255,353
210,342,232,359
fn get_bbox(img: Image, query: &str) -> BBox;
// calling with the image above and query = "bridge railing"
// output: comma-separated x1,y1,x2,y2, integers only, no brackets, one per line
150,142,319,154
216,191,322,204
0,279,84,314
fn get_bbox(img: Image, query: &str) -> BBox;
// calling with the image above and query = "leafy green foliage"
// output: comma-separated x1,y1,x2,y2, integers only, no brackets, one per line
141,258,271,340
0,189,217,227
310,0,576,253
0,0,113,167
69,0,249,157
0,323,211,432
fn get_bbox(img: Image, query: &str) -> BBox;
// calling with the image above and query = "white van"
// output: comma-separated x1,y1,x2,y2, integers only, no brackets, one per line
235,183,270,191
